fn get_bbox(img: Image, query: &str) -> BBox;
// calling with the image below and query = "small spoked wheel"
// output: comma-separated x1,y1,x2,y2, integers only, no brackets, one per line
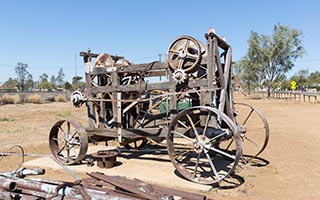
234,103,270,159
167,106,241,185
123,138,148,150
49,119,88,165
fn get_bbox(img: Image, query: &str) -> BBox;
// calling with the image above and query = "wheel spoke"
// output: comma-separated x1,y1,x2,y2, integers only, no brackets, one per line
204,150,220,180
70,141,81,146
224,139,234,151
186,114,199,138
169,49,180,54
172,131,195,142
203,111,211,137
209,146,236,160
176,148,194,160
58,126,68,140
185,54,199,60
69,131,78,141
242,108,254,125
243,136,259,147
67,122,71,134
178,118,201,132
193,153,201,176
183,39,191,52
246,127,266,133
56,145,66,155
209,131,228,143
178,58,184,69
134,142,138,149
66,148,70,163
178,120,188,129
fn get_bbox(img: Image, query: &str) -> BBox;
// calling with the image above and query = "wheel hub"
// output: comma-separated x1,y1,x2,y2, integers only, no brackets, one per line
193,136,211,153
178,50,187,58
173,69,187,84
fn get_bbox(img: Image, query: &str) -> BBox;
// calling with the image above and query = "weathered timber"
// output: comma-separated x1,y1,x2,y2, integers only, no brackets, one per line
79,51,124,61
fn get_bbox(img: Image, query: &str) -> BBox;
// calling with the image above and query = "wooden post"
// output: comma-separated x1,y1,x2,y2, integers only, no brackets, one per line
85,72,97,128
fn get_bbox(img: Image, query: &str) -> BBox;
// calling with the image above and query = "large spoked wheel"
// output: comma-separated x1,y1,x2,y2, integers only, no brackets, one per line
234,103,270,159
49,119,88,165
167,106,241,185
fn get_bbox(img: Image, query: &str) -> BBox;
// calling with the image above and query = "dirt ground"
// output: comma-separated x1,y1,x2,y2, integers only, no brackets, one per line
0,93,320,200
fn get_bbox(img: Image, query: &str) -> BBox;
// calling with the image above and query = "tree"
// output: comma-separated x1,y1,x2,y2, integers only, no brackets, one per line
63,81,73,91
56,68,65,88
39,73,51,90
72,76,85,90
2,78,18,90
234,60,261,94
237,24,305,97
308,71,320,87
290,69,309,90
25,74,34,91
15,62,30,92
50,75,57,89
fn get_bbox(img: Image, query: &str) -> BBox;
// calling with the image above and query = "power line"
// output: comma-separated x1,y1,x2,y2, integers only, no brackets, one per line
296,59,320,63
0,63,74,69
0,64,15,67
130,55,159,62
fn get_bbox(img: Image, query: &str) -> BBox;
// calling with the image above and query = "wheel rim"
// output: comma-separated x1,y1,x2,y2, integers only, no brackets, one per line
49,119,88,165
167,106,241,185
234,103,269,159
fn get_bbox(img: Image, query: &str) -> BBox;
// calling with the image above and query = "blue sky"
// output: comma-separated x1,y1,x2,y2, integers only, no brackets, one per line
0,0,319,84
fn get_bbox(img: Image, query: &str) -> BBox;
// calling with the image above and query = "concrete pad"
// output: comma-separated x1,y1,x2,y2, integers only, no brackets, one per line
24,145,213,193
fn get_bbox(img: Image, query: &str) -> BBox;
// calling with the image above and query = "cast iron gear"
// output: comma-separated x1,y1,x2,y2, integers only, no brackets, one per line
167,36,202,73
173,68,187,84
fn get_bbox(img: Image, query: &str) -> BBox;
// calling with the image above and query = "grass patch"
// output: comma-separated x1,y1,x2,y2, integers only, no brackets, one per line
0,117,14,122
55,111,72,119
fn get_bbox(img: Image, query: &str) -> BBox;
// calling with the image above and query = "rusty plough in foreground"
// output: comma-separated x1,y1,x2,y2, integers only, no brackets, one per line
0,168,211,199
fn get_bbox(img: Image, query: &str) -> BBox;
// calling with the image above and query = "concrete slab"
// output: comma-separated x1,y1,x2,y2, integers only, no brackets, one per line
24,144,213,193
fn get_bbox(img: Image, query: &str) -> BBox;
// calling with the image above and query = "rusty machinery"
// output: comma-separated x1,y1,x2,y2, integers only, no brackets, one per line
49,30,269,185
0,169,211,199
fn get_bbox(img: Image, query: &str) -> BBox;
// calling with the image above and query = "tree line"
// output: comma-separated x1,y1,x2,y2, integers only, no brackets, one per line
284,69,320,91
236,23,319,96
1,63,85,92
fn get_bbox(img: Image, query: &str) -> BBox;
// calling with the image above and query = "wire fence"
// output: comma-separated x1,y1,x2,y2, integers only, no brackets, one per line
250,90,320,103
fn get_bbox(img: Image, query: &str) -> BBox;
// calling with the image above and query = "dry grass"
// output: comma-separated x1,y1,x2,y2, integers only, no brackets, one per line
26,94,43,104
54,94,67,102
1,94,21,104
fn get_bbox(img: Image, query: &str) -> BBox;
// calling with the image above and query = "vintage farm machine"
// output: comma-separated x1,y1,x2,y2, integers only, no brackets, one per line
49,30,269,185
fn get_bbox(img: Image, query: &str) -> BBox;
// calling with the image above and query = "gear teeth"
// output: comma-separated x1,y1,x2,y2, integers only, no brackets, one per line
173,69,187,84
167,36,202,73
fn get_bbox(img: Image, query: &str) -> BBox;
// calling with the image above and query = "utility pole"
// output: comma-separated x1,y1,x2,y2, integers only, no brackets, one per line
158,54,164,81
